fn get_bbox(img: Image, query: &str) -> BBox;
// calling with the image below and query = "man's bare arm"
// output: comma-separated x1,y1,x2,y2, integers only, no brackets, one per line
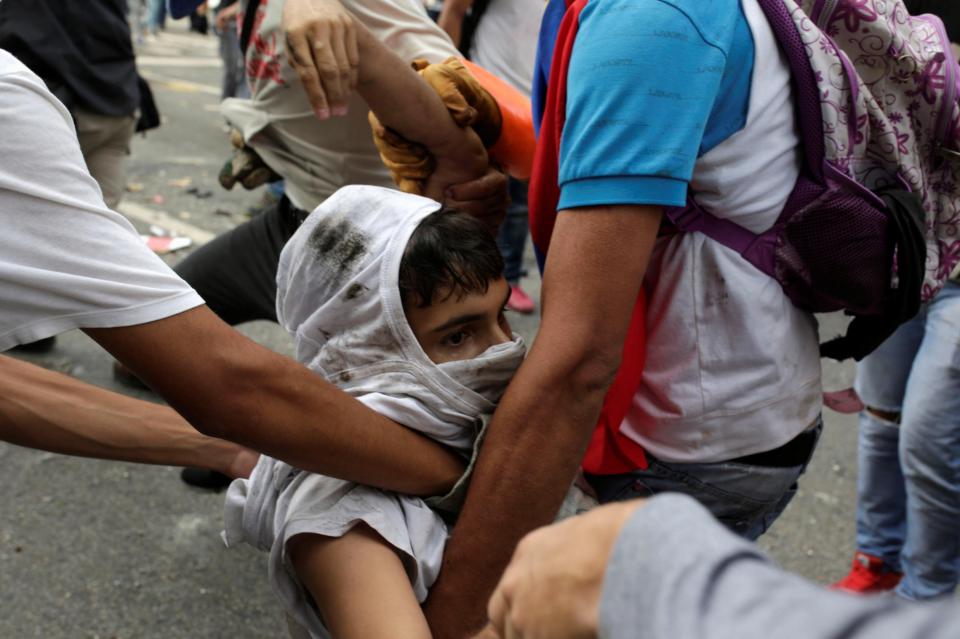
283,0,506,224
436,0,474,48
424,205,663,636
0,354,256,478
85,305,465,497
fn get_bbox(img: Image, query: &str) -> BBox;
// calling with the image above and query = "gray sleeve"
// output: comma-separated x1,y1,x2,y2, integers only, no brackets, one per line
599,494,959,639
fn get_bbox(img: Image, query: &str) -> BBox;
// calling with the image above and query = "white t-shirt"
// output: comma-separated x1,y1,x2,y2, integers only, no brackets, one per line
223,0,460,211
0,51,204,351
619,0,822,463
469,0,544,98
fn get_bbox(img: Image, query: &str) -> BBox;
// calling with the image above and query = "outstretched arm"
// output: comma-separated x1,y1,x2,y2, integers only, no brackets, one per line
86,306,465,497
425,204,662,636
487,494,960,639
0,354,256,478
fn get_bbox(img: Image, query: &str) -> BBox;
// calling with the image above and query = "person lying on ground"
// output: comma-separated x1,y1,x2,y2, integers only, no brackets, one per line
0,15,498,496
222,185,531,638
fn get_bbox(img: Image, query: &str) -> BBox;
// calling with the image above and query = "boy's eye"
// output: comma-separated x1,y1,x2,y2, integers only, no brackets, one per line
443,331,469,347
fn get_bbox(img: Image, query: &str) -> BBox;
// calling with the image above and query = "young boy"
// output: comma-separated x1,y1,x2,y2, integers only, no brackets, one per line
222,184,527,638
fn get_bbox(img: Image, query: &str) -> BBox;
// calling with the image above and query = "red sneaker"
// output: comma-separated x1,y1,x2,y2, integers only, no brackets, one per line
506,284,536,314
831,552,903,593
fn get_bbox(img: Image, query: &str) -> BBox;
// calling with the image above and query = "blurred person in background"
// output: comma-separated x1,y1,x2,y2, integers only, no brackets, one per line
438,0,544,314
0,0,140,211
212,0,249,99
830,0,960,601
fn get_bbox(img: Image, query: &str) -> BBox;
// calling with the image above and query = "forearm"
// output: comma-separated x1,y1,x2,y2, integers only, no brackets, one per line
441,341,614,622
354,20,486,170
605,494,960,639
0,355,245,475
86,307,464,496
428,206,661,635
436,0,473,47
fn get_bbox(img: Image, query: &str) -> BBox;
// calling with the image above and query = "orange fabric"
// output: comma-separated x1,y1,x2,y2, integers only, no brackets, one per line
460,59,536,180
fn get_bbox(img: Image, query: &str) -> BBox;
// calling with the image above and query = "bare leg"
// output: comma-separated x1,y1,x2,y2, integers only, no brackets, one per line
288,525,431,639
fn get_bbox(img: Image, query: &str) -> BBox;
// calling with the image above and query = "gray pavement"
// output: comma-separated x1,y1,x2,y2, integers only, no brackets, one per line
2,20,863,638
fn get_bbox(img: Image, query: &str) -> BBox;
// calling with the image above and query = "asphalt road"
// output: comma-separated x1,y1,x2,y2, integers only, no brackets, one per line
1,21,863,639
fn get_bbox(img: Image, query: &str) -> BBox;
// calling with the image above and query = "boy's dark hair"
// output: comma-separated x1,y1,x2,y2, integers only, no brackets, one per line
398,208,504,309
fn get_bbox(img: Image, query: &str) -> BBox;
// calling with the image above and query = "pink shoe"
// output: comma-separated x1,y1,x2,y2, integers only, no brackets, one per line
506,284,535,314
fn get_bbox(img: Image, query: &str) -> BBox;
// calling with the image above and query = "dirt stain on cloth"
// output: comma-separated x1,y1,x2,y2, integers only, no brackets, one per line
307,218,370,287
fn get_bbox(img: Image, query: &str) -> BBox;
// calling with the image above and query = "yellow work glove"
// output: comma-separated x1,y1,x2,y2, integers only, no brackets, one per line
368,57,503,195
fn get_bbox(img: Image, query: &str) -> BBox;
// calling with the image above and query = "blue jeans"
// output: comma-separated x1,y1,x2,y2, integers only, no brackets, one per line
147,0,166,34
854,281,960,600
217,19,249,100
497,179,529,284
586,421,821,541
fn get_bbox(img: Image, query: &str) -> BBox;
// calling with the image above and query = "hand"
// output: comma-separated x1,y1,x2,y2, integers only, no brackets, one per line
282,0,359,119
486,500,644,639
439,167,510,234
226,447,260,479
215,2,240,32
471,625,501,639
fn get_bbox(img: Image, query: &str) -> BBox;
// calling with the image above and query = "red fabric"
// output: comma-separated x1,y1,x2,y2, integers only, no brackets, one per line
528,0,649,474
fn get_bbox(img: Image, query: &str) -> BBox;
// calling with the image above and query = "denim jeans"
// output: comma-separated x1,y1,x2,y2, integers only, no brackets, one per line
853,280,960,600
497,178,530,283
217,19,249,100
147,0,166,34
585,421,821,541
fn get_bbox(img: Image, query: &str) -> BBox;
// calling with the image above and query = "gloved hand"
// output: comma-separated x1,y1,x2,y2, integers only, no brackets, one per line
368,57,503,195
218,129,283,191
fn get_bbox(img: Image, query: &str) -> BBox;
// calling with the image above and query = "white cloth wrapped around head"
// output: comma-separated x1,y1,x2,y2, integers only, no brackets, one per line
276,185,525,451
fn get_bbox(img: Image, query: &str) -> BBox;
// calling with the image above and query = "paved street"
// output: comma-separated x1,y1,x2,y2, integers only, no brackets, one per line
2,20,862,638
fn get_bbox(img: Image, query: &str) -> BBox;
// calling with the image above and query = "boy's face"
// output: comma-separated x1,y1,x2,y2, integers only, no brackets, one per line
406,277,513,364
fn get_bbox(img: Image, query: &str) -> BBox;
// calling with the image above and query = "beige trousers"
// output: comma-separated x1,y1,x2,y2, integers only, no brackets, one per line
74,109,137,209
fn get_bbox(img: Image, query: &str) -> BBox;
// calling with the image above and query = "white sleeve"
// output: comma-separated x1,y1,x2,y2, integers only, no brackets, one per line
0,53,203,351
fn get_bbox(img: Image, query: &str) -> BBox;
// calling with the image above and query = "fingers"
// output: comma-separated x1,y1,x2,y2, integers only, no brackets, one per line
445,170,511,232
309,21,347,115
487,585,509,638
286,31,330,119
283,10,358,119
344,19,360,89
446,169,509,203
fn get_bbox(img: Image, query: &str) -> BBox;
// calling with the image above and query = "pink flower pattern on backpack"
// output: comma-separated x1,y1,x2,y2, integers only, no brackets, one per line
793,0,960,300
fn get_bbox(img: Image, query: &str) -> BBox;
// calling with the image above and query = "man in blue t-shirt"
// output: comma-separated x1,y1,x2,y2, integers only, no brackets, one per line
425,1,823,635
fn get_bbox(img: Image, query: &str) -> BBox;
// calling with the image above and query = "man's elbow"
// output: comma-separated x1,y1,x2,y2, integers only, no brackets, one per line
173,347,294,442
565,349,622,398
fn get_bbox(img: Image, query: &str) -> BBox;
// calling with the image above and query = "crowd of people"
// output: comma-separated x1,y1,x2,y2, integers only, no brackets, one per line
0,0,959,637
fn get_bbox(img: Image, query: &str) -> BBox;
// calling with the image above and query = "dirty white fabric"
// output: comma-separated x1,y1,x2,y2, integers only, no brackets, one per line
223,185,525,638
0,51,202,352
223,0,459,211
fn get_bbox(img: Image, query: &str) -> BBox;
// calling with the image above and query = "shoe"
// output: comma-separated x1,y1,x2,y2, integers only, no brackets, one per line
831,552,903,593
180,467,233,491
506,284,535,314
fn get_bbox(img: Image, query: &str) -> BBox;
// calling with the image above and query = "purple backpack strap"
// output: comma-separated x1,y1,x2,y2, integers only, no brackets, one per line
664,199,779,276
665,0,829,277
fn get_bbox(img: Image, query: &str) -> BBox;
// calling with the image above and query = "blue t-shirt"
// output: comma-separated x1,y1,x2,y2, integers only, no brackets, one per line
534,0,755,210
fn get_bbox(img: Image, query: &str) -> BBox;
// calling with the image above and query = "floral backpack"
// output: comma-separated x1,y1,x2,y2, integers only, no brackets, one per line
665,0,960,360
